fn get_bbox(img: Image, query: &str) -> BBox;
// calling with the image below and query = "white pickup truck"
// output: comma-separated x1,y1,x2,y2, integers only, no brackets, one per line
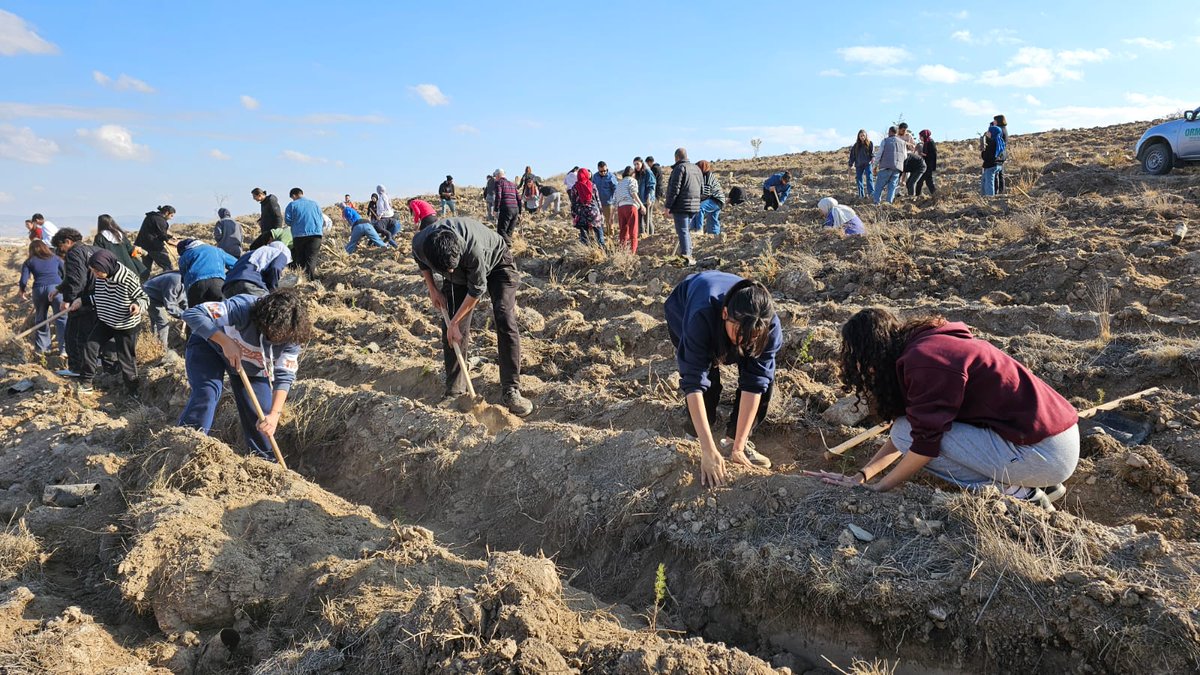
1136,107,1200,175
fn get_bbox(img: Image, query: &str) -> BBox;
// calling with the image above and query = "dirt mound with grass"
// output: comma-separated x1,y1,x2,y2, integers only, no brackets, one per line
3,118,1200,673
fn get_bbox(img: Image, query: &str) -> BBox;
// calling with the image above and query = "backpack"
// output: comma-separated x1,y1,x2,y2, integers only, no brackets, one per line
993,129,1007,163
727,186,745,205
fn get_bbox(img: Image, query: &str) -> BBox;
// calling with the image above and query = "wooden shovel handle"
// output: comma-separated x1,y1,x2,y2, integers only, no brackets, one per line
236,367,288,470
439,307,476,398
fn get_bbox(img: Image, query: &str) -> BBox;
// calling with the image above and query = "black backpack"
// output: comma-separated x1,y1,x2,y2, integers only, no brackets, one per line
727,186,745,205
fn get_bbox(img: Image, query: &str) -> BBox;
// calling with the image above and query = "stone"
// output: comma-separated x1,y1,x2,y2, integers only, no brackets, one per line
1125,452,1150,469
847,524,875,542
914,519,944,537
927,606,950,622
822,395,870,427
690,522,703,534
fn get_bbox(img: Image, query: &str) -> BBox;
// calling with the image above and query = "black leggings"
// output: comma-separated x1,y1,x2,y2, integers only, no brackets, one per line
81,322,139,386
291,235,322,280
187,278,225,308
915,169,937,196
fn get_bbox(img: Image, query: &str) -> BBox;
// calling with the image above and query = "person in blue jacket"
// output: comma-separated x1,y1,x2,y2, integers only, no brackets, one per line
665,271,782,486
143,271,186,347
17,239,67,355
762,171,792,211
178,287,312,461
284,187,325,280
594,161,619,237
177,239,238,308
634,157,657,237
342,203,396,254
223,242,292,298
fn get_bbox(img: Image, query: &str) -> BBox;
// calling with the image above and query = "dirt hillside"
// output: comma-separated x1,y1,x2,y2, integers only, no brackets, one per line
2,119,1199,673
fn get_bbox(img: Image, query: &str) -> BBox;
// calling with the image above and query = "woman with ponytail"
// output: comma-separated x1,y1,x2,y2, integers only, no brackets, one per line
665,271,782,486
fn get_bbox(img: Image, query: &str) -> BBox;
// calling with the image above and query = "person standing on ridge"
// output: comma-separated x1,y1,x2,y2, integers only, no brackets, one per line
634,157,657,236
375,184,400,238
18,239,67,356
613,165,645,253
492,169,521,244
439,175,457,216
664,148,703,266
593,161,619,237
250,188,284,250
134,205,176,279
213,207,244,257
284,187,325,279
848,130,875,199
872,127,906,204
410,217,534,417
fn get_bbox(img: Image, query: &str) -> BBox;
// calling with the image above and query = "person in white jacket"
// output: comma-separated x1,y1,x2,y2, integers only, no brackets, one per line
375,184,399,237
613,166,645,253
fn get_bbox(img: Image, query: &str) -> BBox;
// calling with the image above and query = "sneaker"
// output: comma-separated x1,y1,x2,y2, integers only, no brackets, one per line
58,350,67,359
683,255,696,266
437,390,465,406
55,368,79,377
1041,483,1067,504
719,438,772,469
502,388,533,417
1004,484,1055,511
77,381,95,394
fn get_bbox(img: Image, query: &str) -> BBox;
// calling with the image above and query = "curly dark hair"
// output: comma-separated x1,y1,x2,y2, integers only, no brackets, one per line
719,279,775,362
839,308,945,419
251,286,313,345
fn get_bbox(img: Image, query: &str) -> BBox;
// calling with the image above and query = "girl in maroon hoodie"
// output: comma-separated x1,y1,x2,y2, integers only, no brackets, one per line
807,308,1079,509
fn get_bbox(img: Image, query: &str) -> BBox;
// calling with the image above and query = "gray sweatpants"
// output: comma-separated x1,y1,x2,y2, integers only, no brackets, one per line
148,302,172,347
889,417,1079,489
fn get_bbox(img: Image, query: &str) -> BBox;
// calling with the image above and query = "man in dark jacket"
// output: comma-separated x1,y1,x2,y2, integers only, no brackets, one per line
438,175,457,216
134,206,175,278
50,228,99,376
411,217,533,417
249,188,284,249
664,148,703,266
491,169,521,244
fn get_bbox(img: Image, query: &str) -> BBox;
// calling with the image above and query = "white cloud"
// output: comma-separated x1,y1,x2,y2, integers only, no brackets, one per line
980,66,1056,87
1022,94,1042,106
209,148,230,160
280,149,327,165
951,30,972,43
76,124,150,160
724,125,850,152
1029,93,1188,130
950,98,998,117
1123,37,1173,50
453,124,479,135
240,95,259,110
92,71,155,93
952,29,1020,46
818,68,845,77
410,83,449,106
0,102,138,121
0,123,59,163
917,64,969,84
836,46,911,66
0,191,11,203
982,46,1110,87
265,112,387,125
1056,48,1111,67
0,10,58,56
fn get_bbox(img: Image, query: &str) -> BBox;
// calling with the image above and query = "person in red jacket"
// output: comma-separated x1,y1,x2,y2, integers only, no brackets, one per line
806,308,1079,509
407,198,439,230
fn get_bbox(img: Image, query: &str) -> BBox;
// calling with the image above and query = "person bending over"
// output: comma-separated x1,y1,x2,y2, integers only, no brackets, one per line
807,308,1079,509
665,271,781,486
411,218,533,417
222,242,291,298
178,287,311,461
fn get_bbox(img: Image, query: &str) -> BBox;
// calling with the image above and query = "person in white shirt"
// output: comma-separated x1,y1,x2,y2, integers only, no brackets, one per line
30,213,57,244
613,166,645,253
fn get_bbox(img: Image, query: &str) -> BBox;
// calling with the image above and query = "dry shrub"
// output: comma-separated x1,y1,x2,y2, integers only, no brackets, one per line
825,656,899,675
0,521,43,580
1085,278,1113,343
1138,187,1181,217
606,244,639,280
754,243,781,284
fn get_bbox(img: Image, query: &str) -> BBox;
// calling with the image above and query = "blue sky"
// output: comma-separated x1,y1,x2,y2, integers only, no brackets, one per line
0,1,1192,233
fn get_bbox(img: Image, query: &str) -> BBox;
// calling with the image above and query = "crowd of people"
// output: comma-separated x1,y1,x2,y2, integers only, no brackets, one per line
12,111,1085,508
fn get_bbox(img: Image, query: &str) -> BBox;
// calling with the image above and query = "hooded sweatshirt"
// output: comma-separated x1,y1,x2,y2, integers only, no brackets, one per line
375,185,395,219
94,228,146,277
213,208,244,257
896,322,1078,458
817,197,865,236
183,293,302,392
259,194,284,234
58,242,98,306
408,199,437,226
664,271,783,396
223,242,291,295
88,249,148,330
177,240,238,289
134,211,172,252
143,271,186,317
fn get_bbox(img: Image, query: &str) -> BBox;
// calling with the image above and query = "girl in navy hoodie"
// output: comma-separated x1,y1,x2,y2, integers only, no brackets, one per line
18,239,66,355
807,308,1079,509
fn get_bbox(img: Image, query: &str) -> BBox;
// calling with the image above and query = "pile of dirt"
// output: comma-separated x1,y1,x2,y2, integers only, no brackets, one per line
3,118,1200,673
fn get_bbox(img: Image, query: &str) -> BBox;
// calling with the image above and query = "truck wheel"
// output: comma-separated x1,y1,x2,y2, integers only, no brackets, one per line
1141,142,1173,175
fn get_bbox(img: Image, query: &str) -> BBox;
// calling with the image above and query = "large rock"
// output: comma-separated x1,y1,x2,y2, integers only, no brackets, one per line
822,395,869,427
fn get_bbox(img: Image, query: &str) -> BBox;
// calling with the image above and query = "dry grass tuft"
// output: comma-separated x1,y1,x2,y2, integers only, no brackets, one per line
1085,278,1113,344
824,656,899,675
0,521,43,580
755,243,782,284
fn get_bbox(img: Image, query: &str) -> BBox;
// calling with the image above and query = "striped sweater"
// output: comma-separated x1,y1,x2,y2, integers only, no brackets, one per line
701,173,725,206
613,177,643,208
94,264,149,330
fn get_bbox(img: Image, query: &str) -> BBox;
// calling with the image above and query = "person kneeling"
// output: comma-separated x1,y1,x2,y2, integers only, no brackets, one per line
177,288,311,462
665,271,781,486
411,217,533,416
809,308,1079,509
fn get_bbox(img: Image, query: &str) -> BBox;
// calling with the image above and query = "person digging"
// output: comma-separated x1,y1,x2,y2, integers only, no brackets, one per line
411,217,533,417
665,271,781,486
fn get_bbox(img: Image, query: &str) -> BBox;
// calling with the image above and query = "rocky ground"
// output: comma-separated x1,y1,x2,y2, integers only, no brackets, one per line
1,119,1199,673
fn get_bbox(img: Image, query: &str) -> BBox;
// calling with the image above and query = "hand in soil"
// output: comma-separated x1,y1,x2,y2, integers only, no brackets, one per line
701,448,727,487
727,448,753,468
802,469,866,488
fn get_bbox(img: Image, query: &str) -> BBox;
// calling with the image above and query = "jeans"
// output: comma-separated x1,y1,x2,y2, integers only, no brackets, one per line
577,223,605,246
345,222,391,253
642,197,656,235
291,235,322,280
617,205,640,253
148,301,172,347
854,165,874,198
872,169,901,204
441,251,521,394
981,166,999,196
673,213,694,257
994,164,1005,193
186,278,224,309
439,198,457,215
179,336,276,460
81,321,139,388
690,199,722,235
601,203,615,234
31,284,66,353
485,196,496,221
889,417,1079,489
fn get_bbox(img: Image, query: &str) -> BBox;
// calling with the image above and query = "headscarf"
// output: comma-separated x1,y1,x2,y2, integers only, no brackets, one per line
574,168,595,204
217,207,232,219
87,249,122,276
919,130,932,142
696,160,711,174
249,241,291,270
817,197,857,229
375,184,395,218
564,170,577,190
